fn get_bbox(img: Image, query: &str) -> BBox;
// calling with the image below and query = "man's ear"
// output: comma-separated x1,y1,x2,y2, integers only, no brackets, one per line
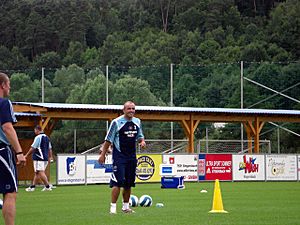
1,81,7,89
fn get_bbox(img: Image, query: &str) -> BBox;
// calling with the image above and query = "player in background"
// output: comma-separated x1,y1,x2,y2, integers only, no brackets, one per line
25,125,53,192
98,101,146,214
0,72,26,225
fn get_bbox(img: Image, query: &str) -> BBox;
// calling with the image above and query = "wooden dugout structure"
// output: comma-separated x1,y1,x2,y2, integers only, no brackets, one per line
13,102,300,154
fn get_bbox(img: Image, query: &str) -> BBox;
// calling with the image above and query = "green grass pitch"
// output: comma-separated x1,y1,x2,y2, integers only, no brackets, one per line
2,181,299,225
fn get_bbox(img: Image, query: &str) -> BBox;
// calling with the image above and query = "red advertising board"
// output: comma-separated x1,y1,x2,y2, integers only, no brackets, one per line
198,154,232,181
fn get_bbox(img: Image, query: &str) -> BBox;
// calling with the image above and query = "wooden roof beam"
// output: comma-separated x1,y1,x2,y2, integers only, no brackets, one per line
13,105,47,112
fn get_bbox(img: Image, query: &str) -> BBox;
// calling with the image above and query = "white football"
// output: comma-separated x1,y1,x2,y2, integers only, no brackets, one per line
139,195,152,207
129,195,139,207
0,199,3,209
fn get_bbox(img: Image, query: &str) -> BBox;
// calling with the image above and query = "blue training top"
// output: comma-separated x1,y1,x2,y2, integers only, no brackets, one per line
0,98,17,146
105,115,144,160
31,133,52,161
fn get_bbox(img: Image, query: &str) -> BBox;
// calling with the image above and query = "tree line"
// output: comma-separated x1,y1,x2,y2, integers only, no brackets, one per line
0,0,299,68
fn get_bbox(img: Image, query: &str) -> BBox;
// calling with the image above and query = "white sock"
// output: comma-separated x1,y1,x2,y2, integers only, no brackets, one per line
110,203,117,213
122,202,129,210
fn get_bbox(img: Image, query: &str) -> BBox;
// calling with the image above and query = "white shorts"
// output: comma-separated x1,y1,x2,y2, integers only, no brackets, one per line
33,160,48,172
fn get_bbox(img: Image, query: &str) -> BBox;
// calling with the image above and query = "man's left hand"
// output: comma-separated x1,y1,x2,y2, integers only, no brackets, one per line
139,140,146,148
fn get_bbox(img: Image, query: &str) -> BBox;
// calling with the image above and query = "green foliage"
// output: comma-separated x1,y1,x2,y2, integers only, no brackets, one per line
128,65,170,103
67,72,110,104
63,41,86,66
0,0,298,65
53,64,86,102
111,75,162,105
173,7,204,32
174,74,204,107
9,73,40,102
33,51,62,70
267,0,300,58
196,39,221,63
267,43,291,62
32,52,62,83
0,46,29,70
198,64,240,108
44,81,65,103
81,47,101,69
241,41,269,62
0,46,15,69
179,30,203,63
217,46,241,62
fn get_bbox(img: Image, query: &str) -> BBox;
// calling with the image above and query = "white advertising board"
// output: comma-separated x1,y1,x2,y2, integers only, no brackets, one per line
232,154,265,181
162,154,198,181
57,154,86,185
266,155,297,181
86,154,112,184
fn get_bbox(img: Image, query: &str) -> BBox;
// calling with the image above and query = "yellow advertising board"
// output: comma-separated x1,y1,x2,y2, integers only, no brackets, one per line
136,154,162,183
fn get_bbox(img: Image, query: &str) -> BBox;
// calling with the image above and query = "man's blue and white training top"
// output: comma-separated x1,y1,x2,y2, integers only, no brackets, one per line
0,98,17,146
105,115,144,159
31,133,52,161
0,98,18,193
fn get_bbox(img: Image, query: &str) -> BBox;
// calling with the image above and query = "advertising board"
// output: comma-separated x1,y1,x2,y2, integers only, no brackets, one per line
198,154,232,181
266,155,297,181
232,154,265,181
57,154,86,185
86,154,112,184
162,154,198,181
136,154,162,183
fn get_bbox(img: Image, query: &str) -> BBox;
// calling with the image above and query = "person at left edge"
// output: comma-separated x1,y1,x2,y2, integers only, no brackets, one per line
0,72,26,225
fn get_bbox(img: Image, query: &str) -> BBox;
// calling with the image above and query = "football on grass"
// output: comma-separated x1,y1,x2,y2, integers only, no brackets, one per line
139,195,152,207
129,195,139,207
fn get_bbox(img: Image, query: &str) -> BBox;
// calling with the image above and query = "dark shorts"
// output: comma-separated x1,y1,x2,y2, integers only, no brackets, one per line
110,158,137,189
0,146,18,194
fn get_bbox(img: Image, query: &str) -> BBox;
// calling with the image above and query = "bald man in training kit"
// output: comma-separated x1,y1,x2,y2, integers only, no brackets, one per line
98,101,146,214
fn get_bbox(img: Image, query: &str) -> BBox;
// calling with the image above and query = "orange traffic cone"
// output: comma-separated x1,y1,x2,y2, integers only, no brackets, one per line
209,179,228,213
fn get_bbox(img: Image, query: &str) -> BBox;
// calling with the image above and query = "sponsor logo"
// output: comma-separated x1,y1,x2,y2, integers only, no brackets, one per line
268,158,285,176
271,166,284,175
239,155,259,173
66,157,76,176
136,156,155,180
198,159,205,176
86,159,113,173
124,130,137,137
162,166,173,173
